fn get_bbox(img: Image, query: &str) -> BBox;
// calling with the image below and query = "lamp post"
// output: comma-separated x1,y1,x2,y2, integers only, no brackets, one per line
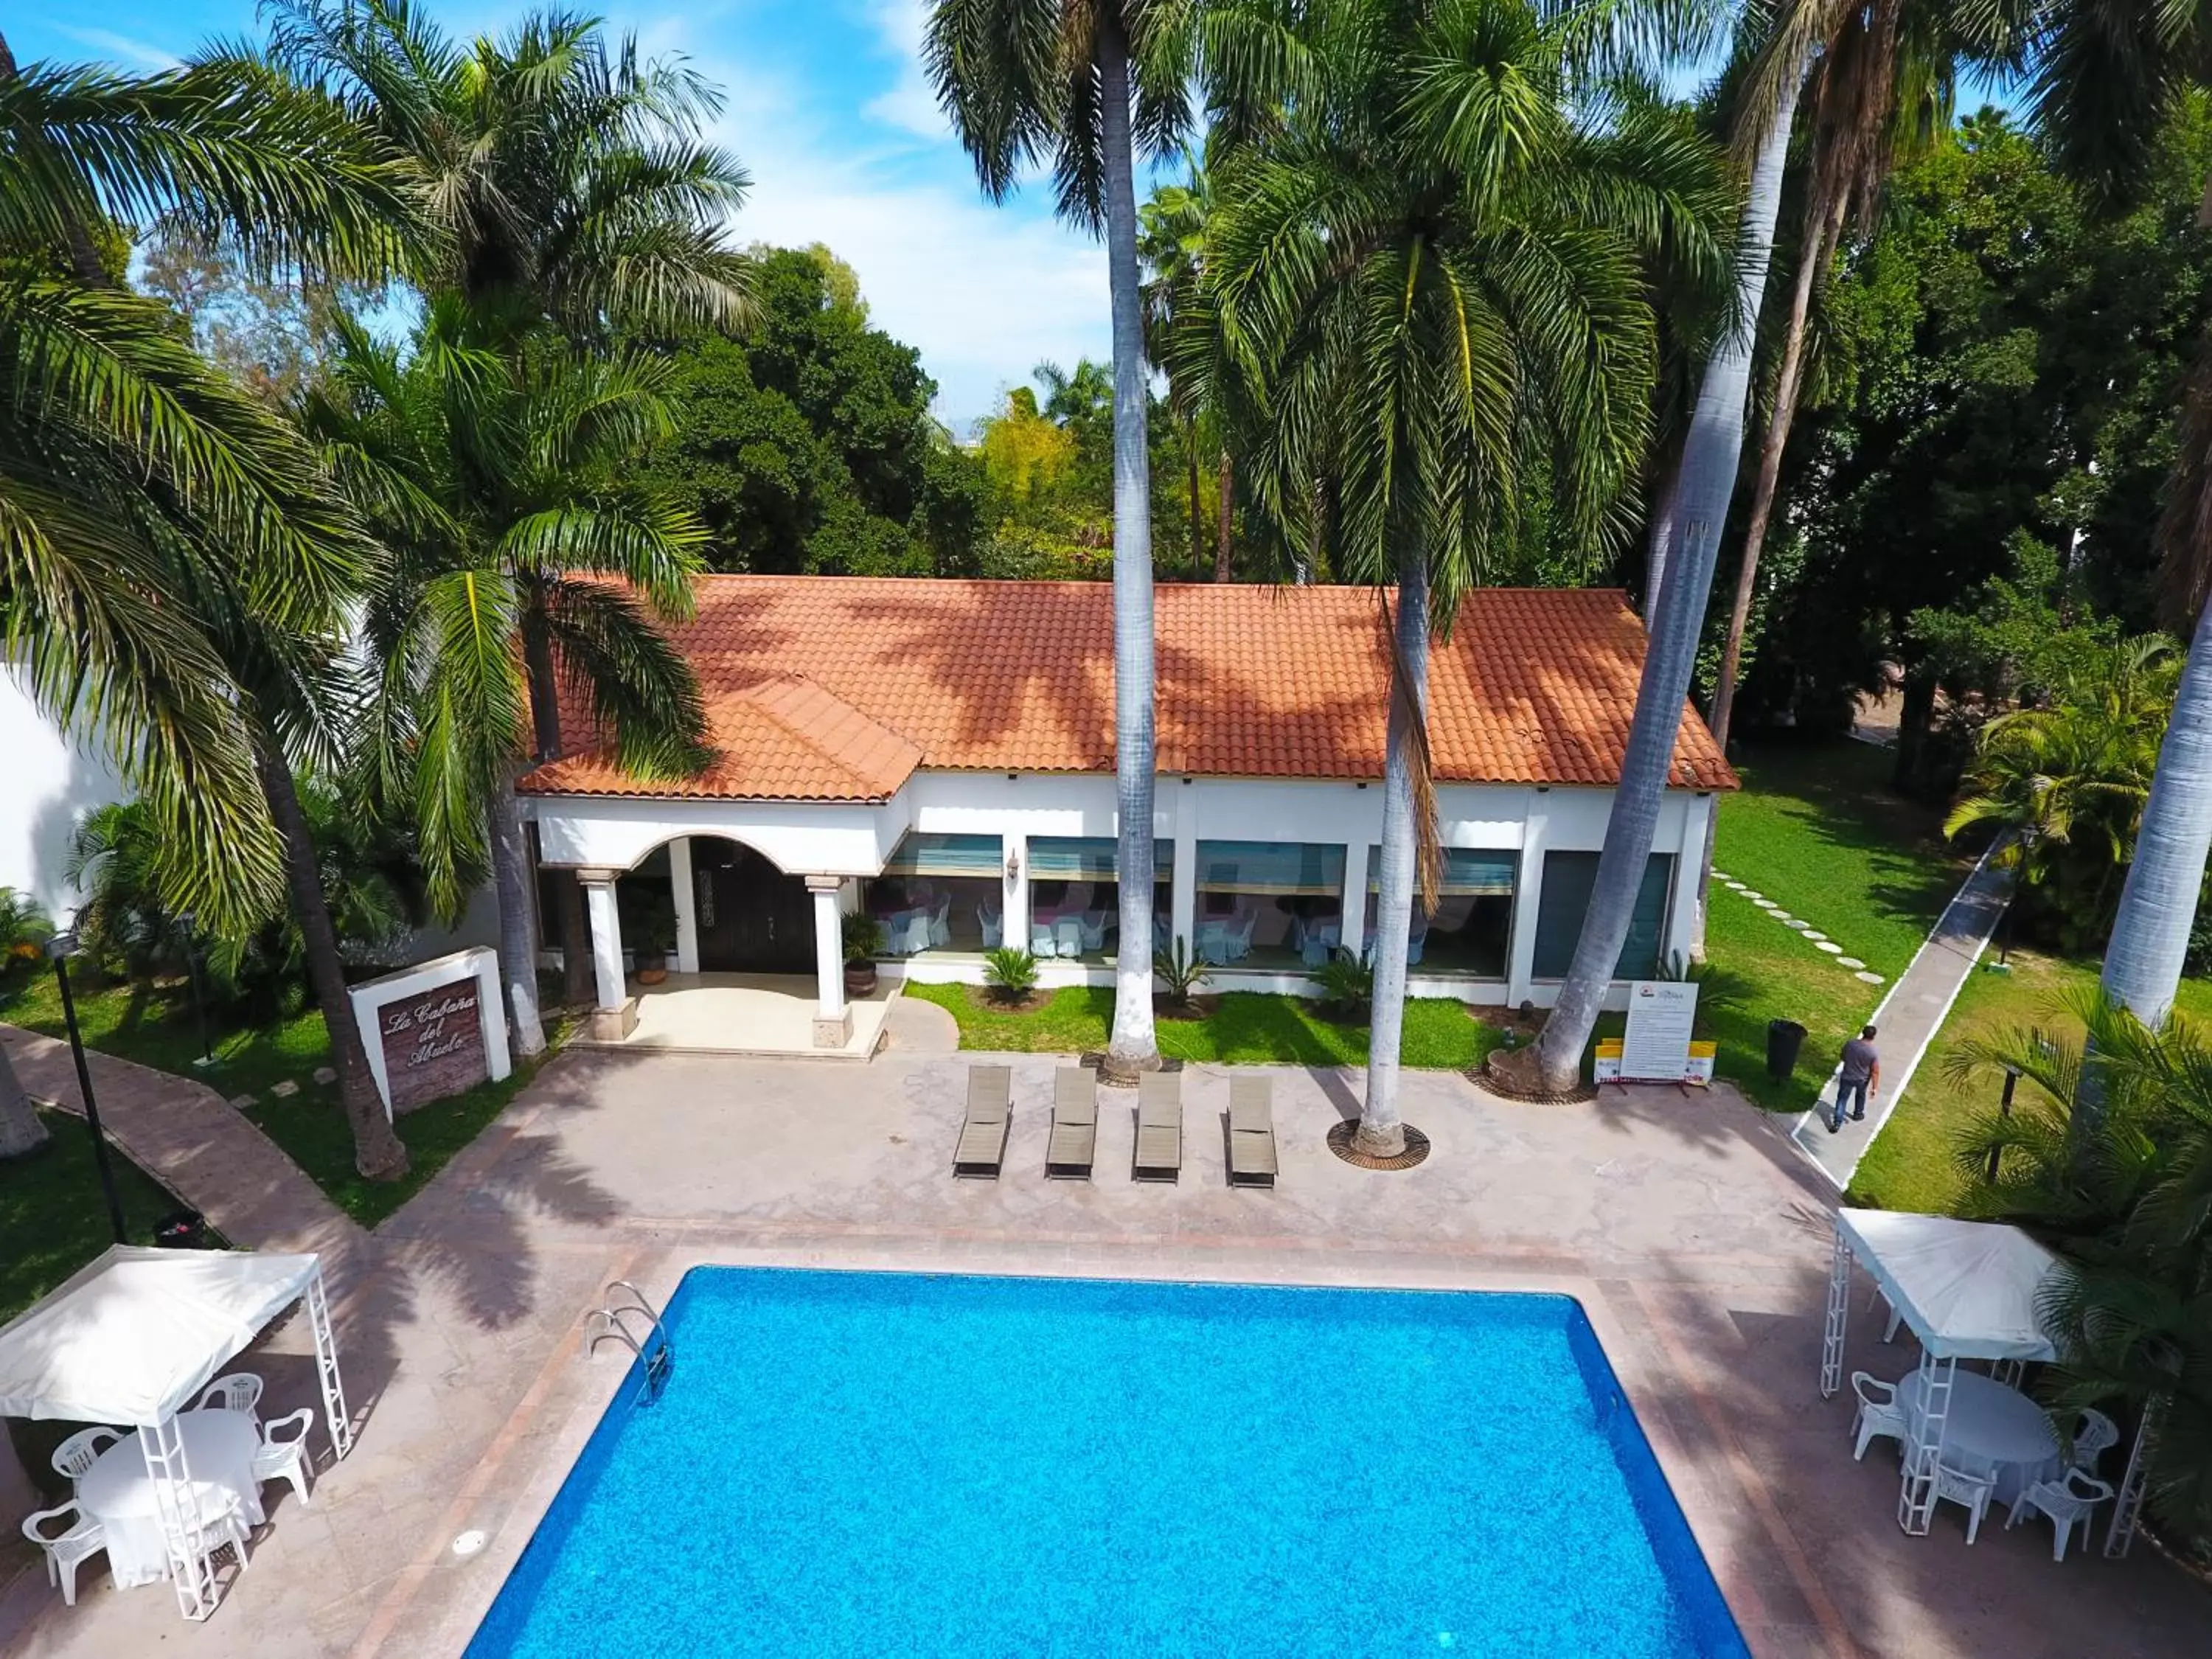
1984,1062,2022,1184
46,931,128,1245
176,911,215,1068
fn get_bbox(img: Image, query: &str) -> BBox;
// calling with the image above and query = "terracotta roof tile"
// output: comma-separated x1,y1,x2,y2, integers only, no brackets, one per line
517,577,1735,799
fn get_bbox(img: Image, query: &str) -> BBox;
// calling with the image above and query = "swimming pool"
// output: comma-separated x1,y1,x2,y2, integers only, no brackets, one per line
467,1270,1747,1658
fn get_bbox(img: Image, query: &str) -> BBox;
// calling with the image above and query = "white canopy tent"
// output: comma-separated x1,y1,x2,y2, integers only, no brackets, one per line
1817,1211,2147,1553
0,1247,351,1618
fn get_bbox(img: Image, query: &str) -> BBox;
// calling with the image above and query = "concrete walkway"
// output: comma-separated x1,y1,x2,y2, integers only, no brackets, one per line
1,1025,362,1258
1787,846,2013,1188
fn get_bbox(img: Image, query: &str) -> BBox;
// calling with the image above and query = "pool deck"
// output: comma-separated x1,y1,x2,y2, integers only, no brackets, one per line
3,1045,2205,1659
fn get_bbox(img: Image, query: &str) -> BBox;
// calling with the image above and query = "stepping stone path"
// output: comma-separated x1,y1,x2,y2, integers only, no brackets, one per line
1742,891,1766,902
1785,918,1812,930
312,1067,336,1085
271,1079,299,1099
226,1093,255,1112
1854,970,1885,984
1716,873,1874,982
1753,897,1778,910
1816,941,1844,954
1802,931,1828,942
1837,956,1866,970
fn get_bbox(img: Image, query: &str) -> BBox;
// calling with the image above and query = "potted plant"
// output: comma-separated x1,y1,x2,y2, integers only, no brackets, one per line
843,912,885,997
633,894,678,984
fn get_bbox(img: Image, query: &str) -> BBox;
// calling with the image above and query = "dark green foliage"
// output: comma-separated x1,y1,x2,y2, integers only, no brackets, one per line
635,248,988,575
842,911,886,964
1314,947,1374,1017
983,946,1040,1002
1151,939,1210,1004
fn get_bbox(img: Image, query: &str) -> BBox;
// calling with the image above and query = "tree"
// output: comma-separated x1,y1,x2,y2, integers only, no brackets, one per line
1505,21,1813,1098
307,303,712,1040
0,36,417,940
635,248,987,575
1211,0,1734,1146
271,0,751,1041
927,0,1192,1080
0,888,53,1158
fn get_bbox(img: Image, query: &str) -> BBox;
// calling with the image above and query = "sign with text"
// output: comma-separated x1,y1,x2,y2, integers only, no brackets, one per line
1596,1038,1714,1086
348,947,511,1118
1615,979,1701,1085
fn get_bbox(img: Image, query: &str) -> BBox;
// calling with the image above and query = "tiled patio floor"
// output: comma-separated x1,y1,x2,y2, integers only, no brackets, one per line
591,972,891,1057
3,1049,2204,1658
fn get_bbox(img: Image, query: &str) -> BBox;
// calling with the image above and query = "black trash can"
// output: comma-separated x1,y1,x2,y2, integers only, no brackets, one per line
1767,1019,1808,1082
153,1208,212,1249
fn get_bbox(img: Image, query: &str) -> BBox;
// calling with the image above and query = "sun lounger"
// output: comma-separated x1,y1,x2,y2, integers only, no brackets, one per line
953,1064,1012,1178
1046,1067,1098,1180
1133,1071,1183,1183
1227,1076,1278,1189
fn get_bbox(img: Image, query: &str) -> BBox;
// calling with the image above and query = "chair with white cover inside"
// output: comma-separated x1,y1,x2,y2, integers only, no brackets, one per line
21,1500,107,1607
2007,1468,2114,1561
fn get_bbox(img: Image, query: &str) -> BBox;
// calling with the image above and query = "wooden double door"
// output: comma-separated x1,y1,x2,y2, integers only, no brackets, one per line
690,838,815,974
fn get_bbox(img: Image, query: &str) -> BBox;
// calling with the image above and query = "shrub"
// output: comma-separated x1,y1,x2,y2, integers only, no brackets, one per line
842,911,886,964
0,888,52,965
1152,939,1210,1004
983,947,1040,1004
1315,947,1374,1015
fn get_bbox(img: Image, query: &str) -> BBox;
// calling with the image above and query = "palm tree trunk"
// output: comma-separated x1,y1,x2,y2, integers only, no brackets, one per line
1186,420,1206,576
1097,19,1160,1081
1214,451,1235,582
1644,462,1682,617
0,1046,49,1158
1361,553,1430,1157
522,622,594,1008
1706,195,1846,751
2098,587,2212,1033
1509,65,1807,1096
490,774,549,1057
253,741,408,1180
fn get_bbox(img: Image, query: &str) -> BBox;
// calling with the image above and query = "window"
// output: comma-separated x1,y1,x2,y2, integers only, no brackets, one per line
1365,846,1516,976
866,833,1003,956
1193,840,1348,969
1025,837,1172,963
1530,851,1674,980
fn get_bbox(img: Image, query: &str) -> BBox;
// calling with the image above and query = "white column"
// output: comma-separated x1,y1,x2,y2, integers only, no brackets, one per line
668,836,700,974
580,870,625,1011
1170,784,1198,956
807,875,851,1048
1004,838,1030,957
1340,832,1372,962
1506,788,1548,1008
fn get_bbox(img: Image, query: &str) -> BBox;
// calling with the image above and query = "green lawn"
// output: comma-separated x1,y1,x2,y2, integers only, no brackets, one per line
906,984,1506,1070
1,965,553,1229
1849,950,2212,1214
0,1109,184,1323
1702,741,1966,1114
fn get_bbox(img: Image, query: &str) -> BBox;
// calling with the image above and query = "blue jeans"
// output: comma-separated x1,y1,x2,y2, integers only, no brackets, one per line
1833,1076,1869,1129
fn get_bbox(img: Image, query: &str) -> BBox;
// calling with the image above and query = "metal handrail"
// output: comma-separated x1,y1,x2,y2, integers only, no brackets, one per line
588,1281,674,1399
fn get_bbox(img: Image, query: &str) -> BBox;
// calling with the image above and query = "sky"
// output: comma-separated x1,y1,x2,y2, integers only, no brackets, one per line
9,0,1113,434
11,3,2020,433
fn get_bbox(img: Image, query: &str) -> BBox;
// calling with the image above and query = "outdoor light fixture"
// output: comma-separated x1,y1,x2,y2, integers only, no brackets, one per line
177,911,216,1068
1004,847,1020,880
46,930,129,1245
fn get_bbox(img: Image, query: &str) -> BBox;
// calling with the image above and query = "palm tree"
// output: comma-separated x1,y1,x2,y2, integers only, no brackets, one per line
1504,20,1818,1099
927,0,1196,1080
271,0,753,1036
2003,0,2212,1040
1944,995,2212,1543
306,302,712,1046
1208,0,1734,1150
0,38,417,939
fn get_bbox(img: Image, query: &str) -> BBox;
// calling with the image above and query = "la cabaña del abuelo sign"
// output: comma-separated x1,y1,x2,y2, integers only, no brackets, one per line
347,947,511,1117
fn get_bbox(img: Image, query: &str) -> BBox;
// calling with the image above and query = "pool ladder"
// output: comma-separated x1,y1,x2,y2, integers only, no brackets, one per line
589,1281,674,1401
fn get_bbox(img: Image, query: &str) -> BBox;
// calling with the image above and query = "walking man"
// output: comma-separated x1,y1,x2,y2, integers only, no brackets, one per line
1830,1025,1880,1134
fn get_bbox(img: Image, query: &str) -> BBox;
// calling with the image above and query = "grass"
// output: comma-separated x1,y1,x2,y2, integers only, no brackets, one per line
1848,949,2212,1214
1,965,550,1230
1701,740,1967,1114
0,1108,184,1324
905,984,1506,1071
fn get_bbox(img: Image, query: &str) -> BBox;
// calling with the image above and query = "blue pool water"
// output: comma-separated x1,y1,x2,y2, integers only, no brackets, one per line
468,1270,1747,1658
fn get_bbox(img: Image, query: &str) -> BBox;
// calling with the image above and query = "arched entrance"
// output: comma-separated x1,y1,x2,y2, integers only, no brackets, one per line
689,838,814,973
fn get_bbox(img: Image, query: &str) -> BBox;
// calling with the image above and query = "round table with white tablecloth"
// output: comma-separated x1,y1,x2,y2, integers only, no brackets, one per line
1899,1368,2062,1506
77,1411,263,1590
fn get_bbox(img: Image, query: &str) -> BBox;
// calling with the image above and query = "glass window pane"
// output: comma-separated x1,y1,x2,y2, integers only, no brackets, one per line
1366,846,1517,895
1028,836,1172,880
1195,840,1345,895
1531,851,1674,979
883,832,1002,877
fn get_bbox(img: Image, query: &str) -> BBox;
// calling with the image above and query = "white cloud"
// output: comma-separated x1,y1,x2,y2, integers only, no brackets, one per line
49,26,181,69
859,0,947,142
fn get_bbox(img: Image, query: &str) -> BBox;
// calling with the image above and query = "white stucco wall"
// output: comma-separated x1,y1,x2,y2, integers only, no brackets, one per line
0,667,129,922
529,769,1722,1011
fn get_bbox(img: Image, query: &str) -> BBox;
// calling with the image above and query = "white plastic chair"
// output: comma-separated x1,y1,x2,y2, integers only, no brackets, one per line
1405,913,1428,966
928,894,952,947
1030,922,1060,958
1931,1461,1997,1544
196,1371,265,1425
1864,1285,1905,1343
21,1500,106,1607
887,912,932,956
1849,1372,1906,1461
252,1408,315,1509
1054,917,1083,958
51,1426,123,1489
2007,1467,2114,1561
2070,1408,2120,1474
1078,911,1108,951
977,905,1002,949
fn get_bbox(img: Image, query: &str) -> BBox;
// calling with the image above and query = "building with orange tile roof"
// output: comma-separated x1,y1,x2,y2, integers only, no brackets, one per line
519,576,1731,1046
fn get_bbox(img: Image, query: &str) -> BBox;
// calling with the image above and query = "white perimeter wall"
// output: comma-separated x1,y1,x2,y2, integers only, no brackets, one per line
524,769,1717,1010
0,667,128,922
